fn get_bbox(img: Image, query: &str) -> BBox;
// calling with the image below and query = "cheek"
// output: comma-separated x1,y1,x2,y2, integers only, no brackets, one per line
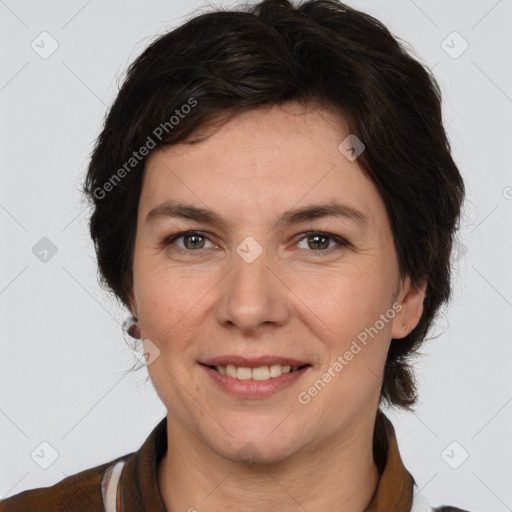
293,263,394,345
303,275,394,411
134,266,206,353
136,273,205,405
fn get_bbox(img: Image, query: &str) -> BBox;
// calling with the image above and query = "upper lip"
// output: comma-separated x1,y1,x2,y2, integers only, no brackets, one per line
201,355,310,368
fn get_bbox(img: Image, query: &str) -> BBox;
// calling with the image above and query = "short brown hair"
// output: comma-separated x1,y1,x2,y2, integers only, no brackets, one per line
83,0,465,410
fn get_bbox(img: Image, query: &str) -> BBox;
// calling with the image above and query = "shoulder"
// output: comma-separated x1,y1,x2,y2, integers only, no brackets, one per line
0,455,128,512
433,508,472,512
412,491,472,512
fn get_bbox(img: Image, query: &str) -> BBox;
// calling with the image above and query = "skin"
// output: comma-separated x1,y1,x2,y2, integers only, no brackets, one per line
129,102,427,512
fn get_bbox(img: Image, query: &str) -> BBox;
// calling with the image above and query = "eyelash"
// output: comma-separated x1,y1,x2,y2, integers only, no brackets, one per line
162,230,349,256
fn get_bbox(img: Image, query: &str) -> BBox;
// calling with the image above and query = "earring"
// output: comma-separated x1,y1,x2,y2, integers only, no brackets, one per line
123,314,141,339
403,324,406,331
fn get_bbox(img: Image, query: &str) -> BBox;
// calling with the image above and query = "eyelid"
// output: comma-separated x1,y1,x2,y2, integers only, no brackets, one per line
163,230,349,255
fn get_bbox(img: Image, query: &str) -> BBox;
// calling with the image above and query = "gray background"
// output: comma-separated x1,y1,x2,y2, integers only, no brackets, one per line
1,0,511,510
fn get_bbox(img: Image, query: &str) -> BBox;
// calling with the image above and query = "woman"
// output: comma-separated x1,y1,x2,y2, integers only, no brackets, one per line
0,0,469,510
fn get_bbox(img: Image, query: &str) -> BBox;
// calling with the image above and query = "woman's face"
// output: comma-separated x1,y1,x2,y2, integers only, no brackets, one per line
131,102,425,463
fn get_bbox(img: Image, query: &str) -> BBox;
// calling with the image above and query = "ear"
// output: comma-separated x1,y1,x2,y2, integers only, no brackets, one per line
125,291,142,338
391,276,427,339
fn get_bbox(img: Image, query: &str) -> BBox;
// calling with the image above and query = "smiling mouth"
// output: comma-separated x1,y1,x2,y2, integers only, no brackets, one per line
202,363,311,381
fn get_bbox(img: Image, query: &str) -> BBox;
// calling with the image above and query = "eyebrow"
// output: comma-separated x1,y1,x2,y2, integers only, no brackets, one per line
145,200,368,230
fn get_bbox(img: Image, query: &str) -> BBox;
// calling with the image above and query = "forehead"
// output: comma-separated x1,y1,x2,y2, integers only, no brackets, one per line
139,104,387,229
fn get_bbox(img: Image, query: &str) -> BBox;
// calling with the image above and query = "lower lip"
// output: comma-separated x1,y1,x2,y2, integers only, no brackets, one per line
201,364,311,398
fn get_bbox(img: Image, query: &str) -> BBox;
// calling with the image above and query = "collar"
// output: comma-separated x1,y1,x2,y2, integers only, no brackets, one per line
117,409,414,511
366,410,415,510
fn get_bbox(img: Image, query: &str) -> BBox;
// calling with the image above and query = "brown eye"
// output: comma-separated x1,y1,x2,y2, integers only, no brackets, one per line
164,231,214,252
182,233,206,250
307,234,330,250
296,232,348,253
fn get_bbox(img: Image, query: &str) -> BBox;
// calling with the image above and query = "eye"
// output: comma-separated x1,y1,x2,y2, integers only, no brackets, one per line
164,231,216,253
296,231,349,254
163,230,348,256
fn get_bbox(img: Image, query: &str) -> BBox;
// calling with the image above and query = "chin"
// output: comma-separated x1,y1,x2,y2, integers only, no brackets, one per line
202,420,305,466
221,440,297,467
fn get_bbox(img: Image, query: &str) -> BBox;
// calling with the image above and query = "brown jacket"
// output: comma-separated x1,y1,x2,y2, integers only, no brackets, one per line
0,410,470,511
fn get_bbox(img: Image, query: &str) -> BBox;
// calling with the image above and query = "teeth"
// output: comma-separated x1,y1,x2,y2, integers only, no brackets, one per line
215,363,302,381
226,364,237,378
269,364,283,377
252,366,270,380
236,367,252,380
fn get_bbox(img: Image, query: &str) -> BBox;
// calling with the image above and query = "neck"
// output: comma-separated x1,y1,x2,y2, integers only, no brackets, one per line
157,414,381,512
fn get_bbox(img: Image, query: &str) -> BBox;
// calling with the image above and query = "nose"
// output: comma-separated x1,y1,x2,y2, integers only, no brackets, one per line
214,247,291,334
